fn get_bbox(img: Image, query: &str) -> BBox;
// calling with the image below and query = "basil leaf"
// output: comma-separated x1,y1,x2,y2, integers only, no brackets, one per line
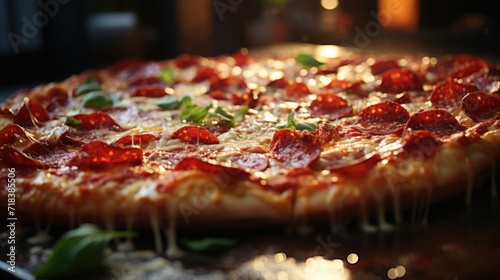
65,116,82,127
179,96,192,108
180,237,237,252
209,106,249,127
159,67,175,84
77,75,101,96
295,122,317,132
277,112,297,130
34,224,136,280
286,112,296,129
157,96,181,110
82,91,114,109
180,105,211,123
157,96,192,111
277,112,317,132
295,53,325,67
234,106,249,121
213,107,235,125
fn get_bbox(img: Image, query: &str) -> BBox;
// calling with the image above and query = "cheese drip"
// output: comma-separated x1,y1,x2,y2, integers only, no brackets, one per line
165,200,184,259
150,208,163,255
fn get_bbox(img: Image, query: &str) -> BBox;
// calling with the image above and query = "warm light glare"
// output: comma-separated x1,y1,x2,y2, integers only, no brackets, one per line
321,0,339,10
378,0,419,31
316,45,341,58
387,265,407,279
346,253,359,264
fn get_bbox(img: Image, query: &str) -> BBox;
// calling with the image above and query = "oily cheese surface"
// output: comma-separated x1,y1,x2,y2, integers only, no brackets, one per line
0,44,500,233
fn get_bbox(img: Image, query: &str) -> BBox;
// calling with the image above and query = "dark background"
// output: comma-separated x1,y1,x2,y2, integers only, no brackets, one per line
1,0,499,100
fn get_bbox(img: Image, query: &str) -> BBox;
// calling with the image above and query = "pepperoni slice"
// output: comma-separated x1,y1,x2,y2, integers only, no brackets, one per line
207,90,232,101
323,79,363,93
59,130,85,146
316,58,363,75
0,124,30,146
404,109,465,136
68,112,123,131
172,126,220,144
315,123,340,145
114,134,158,147
267,77,290,88
427,54,490,82
233,48,249,66
129,76,166,87
23,141,63,157
232,89,260,108
284,82,310,98
461,91,500,122
402,129,441,159
0,108,13,119
354,102,410,135
192,67,219,83
328,153,381,175
175,54,200,69
173,157,250,181
378,68,423,93
0,146,48,168
393,92,411,104
430,81,478,108
35,85,69,107
309,93,352,119
45,86,70,114
270,129,321,169
370,59,400,75
132,85,169,98
449,60,489,81
13,100,50,127
233,153,269,171
66,141,143,169
210,76,247,92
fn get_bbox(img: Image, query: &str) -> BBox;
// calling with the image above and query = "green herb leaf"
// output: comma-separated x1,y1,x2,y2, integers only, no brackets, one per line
180,237,237,252
82,91,114,109
65,116,83,127
180,104,211,123
77,75,101,96
159,67,175,84
277,112,317,132
277,112,297,130
157,96,192,111
234,106,249,121
295,122,317,132
179,96,193,108
157,96,181,110
213,107,235,126
209,106,249,127
34,224,136,280
295,53,325,67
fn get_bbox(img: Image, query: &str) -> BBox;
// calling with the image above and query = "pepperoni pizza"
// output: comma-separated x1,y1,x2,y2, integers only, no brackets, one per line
1,44,499,255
